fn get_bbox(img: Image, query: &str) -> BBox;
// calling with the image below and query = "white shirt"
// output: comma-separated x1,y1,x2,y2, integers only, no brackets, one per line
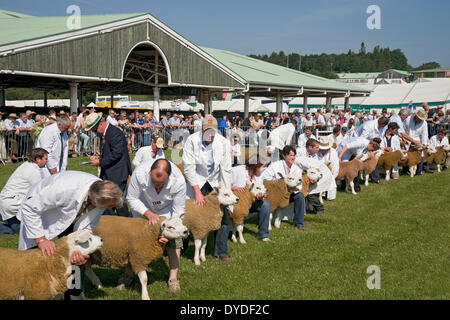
381,133,401,151
0,162,49,221
294,156,336,195
316,148,340,178
313,115,325,125
35,122,69,173
132,146,165,168
4,119,14,130
337,136,370,161
231,165,264,188
262,160,303,193
127,160,186,218
429,135,449,147
182,131,232,197
269,123,296,150
303,118,314,127
404,115,429,145
297,133,316,148
231,143,241,158
354,120,382,140
327,133,344,146
106,115,118,127
17,171,103,250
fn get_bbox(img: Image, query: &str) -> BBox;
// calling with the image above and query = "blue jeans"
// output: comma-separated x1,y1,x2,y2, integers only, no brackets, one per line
214,207,231,257
290,192,305,228
416,157,424,176
248,199,271,239
0,216,20,235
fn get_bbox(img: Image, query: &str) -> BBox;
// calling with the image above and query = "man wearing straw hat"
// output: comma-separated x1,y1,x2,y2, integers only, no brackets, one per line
404,109,429,176
86,112,132,216
132,133,165,168
316,137,339,200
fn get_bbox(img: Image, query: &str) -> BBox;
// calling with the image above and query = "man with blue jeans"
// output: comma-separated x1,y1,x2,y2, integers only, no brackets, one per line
263,146,306,230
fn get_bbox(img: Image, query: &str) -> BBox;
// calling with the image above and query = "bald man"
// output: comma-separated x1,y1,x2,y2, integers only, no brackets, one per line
126,158,186,293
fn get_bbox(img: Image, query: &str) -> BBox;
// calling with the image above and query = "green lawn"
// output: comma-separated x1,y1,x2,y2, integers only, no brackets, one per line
0,155,449,299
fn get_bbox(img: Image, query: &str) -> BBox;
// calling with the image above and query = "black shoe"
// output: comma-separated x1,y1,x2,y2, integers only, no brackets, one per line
424,169,434,174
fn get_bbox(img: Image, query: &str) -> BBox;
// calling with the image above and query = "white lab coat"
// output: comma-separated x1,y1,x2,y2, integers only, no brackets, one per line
268,123,296,150
262,160,303,194
294,156,336,195
337,137,370,161
231,165,264,188
381,134,401,151
17,171,103,251
0,162,49,221
297,133,317,148
354,120,382,140
182,131,232,198
404,116,429,145
132,146,165,168
36,122,69,173
316,148,340,179
429,135,449,147
127,160,186,218
106,115,118,127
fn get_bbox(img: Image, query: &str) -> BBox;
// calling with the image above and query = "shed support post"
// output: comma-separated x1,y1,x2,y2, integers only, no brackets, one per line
303,95,308,114
153,87,160,121
244,92,250,119
69,83,78,115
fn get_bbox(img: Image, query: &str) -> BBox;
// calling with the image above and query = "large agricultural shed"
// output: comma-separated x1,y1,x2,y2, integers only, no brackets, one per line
0,9,370,118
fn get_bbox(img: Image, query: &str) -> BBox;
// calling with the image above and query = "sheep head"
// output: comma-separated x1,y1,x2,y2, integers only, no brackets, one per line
355,153,369,162
442,144,450,152
400,149,408,158
277,171,302,189
217,183,240,207
372,149,384,158
426,145,437,154
161,215,189,240
305,167,323,182
248,181,267,197
66,230,103,257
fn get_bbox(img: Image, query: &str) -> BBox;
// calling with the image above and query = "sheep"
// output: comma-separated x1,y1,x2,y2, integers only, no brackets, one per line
84,215,189,300
424,145,449,172
398,148,423,177
182,184,239,266
360,150,384,186
377,150,408,181
229,181,268,244
265,171,303,230
0,230,103,300
336,153,369,195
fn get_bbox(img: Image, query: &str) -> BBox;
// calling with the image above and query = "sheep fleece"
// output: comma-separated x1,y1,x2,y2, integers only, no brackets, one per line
378,150,404,170
229,187,255,226
0,238,71,300
183,193,223,240
263,179,291,212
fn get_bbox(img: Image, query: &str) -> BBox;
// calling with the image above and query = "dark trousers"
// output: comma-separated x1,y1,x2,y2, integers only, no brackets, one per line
370,166,380,183
248,199,270,239
290,192,306,227
102,180,130,217
0,216,20,235
305,193,324,214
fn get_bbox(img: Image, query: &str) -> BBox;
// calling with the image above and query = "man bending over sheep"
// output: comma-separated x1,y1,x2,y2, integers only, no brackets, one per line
16,171,123,299
127,158,186,292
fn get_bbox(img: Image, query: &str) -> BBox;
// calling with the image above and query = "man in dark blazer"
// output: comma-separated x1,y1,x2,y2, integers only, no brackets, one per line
86,112,132,216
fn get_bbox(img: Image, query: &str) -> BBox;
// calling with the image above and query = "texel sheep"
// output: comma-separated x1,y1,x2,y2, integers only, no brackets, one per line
0,230,103,300
336,153,369,195
182,184,239,266
424,145,450,172
85,215,189,300
377,150,408,180
360,150,384,186
398,148,423,177
229,181,268,244
265,171,303,230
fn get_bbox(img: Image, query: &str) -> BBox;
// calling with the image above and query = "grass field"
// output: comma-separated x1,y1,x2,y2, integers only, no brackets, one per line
0,154,449,300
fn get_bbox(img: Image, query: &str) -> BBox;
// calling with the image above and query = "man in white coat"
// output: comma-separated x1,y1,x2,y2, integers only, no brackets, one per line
132,134,165,168
0,148,49,235
315,137,339,200
182,115,233,262
268,120,298,157
127,158,187,292
297,126,316,148
36,115,71,175
354,117,389,140
404,109,429,176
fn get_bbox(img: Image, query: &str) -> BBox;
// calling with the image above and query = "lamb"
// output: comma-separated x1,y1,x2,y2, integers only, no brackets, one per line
85,215,189,300
360,150,384,186
265,171,303,230
182,184,239,266
229,181,268,244
0,230,103,300
336,153,369,195
377,150,408,180
424,145,449,172
398,148,423,177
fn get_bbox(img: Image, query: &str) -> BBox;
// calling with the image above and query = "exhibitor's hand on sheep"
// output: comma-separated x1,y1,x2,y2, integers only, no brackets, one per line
37,239,56,256
70,251,90,266
143,210,160,225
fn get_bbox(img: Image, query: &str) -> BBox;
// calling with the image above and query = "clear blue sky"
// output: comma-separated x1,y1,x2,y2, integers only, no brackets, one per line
1,0,449,68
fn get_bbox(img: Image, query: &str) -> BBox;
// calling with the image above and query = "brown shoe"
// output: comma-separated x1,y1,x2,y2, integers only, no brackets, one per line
219,256,232,263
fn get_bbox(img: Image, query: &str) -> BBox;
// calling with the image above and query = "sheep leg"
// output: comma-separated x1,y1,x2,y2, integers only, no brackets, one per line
437,164,441,173
273,209,281,229
200,235,207,262
365,174,369,186
85,263,103,289
231,226,238,243
194,238,202,266
117,264,134,290
385,170,390,181
237,224,246,244
319,192,324,204
137,270,150,300
268,213,272,231
349,181,356,195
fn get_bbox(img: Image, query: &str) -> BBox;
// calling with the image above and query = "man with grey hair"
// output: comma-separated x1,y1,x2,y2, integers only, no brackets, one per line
36,115,71,174
388,108,421,148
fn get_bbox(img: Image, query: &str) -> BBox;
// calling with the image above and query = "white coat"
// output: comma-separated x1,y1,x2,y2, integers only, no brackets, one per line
132,146,165,168
354,120,382,140
316,148,340,179
0,162,50,221
182,131,232,198
127,160,186,218
381,134,401,151
269,123,296,150
17,171,103,251
337,137,370,161
297,133,316,148
231,165,264,187
262,160,303,193
35,122,69,173
404,115,429,145
429,135,449,147
294,156,336,195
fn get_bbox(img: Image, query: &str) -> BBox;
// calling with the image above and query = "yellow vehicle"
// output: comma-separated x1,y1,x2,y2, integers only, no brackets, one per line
95,95,151,110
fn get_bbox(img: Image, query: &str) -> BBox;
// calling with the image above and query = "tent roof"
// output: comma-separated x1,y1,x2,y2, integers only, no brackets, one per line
337,72,381,79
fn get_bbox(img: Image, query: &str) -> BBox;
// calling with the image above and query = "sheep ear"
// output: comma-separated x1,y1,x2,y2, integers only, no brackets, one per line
74,231,90,244
277,172,285,179
178,213,185,219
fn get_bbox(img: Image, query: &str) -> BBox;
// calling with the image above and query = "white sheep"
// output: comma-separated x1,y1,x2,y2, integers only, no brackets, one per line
0,230,103,300
84,215,189,300
182,184,239,266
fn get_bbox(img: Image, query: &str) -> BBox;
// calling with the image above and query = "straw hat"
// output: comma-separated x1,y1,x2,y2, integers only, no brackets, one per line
84,112,103,131
415,109,427,121
202,115,217,131
317,136,333,150
155,137,164,149
8,113,18,118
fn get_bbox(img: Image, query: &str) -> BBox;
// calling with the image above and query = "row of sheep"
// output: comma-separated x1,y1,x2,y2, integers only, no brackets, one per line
2,145,449,300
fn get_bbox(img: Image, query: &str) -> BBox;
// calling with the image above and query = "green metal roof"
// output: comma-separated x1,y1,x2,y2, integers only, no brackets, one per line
201,47,369,93
0,9,34,19
0,12,147,47
337,72,381,79
386,69,412,76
